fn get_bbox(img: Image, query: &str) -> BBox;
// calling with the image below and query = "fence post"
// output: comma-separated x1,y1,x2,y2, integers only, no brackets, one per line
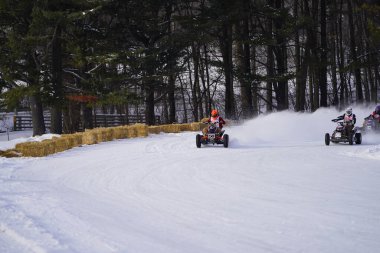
13,116,17,131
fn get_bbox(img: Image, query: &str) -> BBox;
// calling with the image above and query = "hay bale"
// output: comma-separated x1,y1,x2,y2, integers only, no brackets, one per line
15,142,27,153
148,126,162,134
14,133,85,157
82,130,98,145
45,139,58,155
71,133,84,146
91,128,105,143
105,128,115,141
135,124,148,137
179,123,192,132
17,141,51,157
126,125,138,138
15,142,35,156
120,126,130,139
60,135,76,149
113,126,126,139
112,125,129,139
52,138,68,153
161,124,181,133
190,122,202,131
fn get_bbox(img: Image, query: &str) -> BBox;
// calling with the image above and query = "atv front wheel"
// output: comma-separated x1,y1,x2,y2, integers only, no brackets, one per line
325,133,330,146
223,134,229,148
196,134,202,148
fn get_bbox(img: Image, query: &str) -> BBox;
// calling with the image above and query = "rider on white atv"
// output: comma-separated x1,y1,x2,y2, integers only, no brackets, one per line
332,107,356,137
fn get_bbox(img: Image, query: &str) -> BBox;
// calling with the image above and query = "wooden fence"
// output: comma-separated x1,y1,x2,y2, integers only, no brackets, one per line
13,114,161,131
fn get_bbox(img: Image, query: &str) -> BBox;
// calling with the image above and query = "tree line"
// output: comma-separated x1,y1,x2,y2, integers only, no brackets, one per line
0,0,379,135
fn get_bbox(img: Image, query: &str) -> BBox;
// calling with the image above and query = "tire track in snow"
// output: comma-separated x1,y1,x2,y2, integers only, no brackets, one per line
0,223,47,253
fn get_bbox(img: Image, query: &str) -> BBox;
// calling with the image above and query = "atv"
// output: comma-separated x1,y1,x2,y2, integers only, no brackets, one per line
325,120,361,146
196,122,229,148
362,116,380,134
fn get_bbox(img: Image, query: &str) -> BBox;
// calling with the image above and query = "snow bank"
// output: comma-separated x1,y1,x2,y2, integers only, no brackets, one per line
0,132,59,151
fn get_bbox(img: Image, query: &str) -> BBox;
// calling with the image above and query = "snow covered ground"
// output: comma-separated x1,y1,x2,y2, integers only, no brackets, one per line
1,108,380,253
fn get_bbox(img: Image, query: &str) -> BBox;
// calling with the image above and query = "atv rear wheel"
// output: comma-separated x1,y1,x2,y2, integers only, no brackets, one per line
223,134,229,148
196,134,202,148
325,133,330,146
355,133,362,144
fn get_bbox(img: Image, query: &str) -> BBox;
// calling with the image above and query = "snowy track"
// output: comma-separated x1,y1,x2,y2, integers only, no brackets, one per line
1,108,380,253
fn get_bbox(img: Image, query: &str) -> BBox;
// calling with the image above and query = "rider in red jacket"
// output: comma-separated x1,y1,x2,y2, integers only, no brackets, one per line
365,104,380,123
202,109,226,135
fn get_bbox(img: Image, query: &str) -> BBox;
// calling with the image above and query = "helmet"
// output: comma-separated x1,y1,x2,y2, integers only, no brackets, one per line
211,109,218,117
375,105,380,114
345,107,353,116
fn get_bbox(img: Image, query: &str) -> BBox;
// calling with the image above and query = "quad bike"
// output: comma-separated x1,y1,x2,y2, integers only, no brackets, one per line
196,122,229,148
325,120,361,146
362,116,380,134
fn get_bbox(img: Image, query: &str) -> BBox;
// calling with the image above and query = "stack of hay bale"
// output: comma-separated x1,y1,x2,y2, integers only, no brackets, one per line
10,122,199,157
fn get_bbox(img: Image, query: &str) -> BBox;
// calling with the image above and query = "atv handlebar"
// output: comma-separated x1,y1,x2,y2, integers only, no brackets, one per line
335,121,354,126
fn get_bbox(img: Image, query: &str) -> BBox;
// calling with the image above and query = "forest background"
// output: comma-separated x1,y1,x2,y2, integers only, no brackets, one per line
0,0,379,135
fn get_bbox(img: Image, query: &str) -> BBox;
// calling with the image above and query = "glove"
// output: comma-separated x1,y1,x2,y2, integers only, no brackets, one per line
332,119,337,122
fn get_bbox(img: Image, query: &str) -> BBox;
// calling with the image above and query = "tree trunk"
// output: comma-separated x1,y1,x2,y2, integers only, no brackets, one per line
250,38,259,116
363,13,378,103
199,45,210,116
295,0,306,112
310,0,319,110
347,0,363,103
167,6,176,123
145,83,155,125
374,60,379,104
331,40,339,106
308,67,314,111
63,100,80,133
203,45,212,115
266,0,274,112
82,104,93,129
236,20,253,119
220,21,236,119
319,0,328,107
50,24,63,134
168,73,176,123
30,94,46,136
163,94,169,124
274,0,288,111
193,44,204,119
337,0,347,107
188,47,198,121
178,76,188,123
